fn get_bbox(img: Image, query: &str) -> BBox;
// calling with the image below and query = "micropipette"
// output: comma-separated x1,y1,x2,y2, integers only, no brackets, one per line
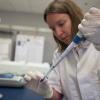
40,32,85,82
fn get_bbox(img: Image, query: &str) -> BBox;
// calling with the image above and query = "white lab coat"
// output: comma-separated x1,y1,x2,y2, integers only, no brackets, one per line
48,41,100,100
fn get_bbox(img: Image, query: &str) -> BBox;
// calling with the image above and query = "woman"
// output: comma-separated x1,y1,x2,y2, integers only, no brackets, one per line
25,0,100,100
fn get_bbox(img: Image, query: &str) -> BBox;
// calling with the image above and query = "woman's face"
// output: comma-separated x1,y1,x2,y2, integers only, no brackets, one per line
46,13,72,45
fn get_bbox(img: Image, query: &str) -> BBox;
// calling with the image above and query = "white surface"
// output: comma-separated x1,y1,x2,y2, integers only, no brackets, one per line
0,0,53,14
0,0,99,14
0,61,50,75
0,38,12,61
15,34,45,63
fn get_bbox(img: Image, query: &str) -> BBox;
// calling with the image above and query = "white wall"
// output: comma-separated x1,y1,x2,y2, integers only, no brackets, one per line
0,11,46,27
0,11,56,64
74,0,100,12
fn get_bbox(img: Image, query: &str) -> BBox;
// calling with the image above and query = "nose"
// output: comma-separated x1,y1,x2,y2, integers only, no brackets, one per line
55,27,64,37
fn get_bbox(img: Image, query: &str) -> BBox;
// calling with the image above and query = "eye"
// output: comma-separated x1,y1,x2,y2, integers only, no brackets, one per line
58,21,65,27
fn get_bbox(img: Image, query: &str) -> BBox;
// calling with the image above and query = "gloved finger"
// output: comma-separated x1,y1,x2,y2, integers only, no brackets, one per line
24,74,32,81
85,33,100,44
89,7,100,15
79,23,97,32
84,12,92,20
81,19,88,26
34,71,44,80
79,21,99,33
81,19,100,27
84,13,98,20
26,71,39,80
80,19,94,28
27,71,44,80
84,12,100,21
78,24,97,36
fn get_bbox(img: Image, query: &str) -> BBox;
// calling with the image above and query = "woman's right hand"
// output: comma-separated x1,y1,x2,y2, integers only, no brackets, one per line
24,71,53,99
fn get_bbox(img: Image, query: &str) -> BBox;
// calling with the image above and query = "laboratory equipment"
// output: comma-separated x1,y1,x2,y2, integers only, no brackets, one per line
0,73,27,87
40,32,85,82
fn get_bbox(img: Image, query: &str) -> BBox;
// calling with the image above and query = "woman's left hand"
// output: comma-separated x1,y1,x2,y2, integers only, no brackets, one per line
78,7,100,50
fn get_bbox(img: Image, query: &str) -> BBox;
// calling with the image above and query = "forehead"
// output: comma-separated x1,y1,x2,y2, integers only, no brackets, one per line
46,13,70,25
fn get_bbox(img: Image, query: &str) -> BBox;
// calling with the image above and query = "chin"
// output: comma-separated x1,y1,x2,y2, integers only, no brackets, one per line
64,40,71,45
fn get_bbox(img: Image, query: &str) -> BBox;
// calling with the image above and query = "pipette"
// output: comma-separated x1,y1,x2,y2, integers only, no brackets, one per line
40,32,85,82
